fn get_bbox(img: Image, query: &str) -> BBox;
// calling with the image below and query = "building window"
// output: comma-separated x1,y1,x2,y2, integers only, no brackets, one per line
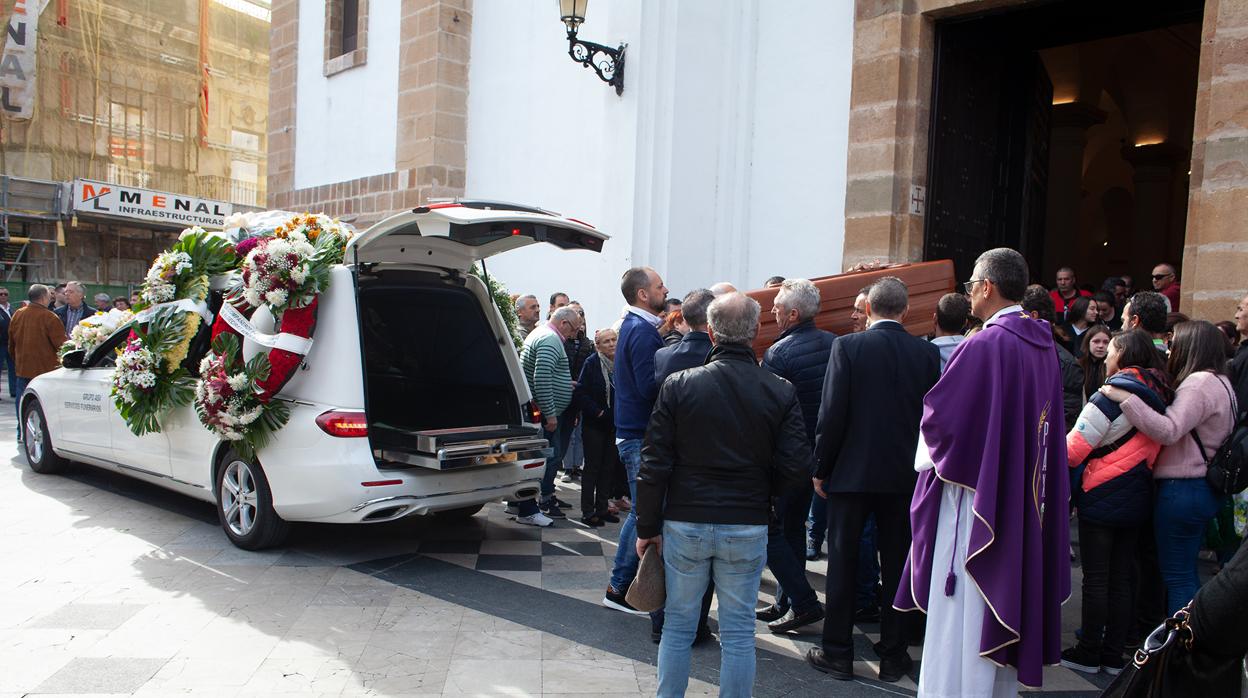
324,0,368,76
341,0,360,53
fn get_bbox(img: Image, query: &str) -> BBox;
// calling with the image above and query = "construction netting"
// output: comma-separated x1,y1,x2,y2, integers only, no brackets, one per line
0,0,270,207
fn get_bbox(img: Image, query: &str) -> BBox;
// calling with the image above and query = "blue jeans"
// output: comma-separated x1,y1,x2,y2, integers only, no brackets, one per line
517,419,567,517
0,345,15,398
14,376,29,438
609,438,643,591
808,489,827,548
769,486,818,612
563,420,583,472
658,520,768,698
1154,478,1220,614
856,514,880,609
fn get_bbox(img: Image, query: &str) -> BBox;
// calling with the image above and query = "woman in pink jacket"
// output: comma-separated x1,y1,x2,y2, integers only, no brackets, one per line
1101,320,1239,614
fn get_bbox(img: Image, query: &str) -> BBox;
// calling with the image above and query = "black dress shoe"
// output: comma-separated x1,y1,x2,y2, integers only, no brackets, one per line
755,604,788,623
768,603,824,634
601,512,620,523
806,647,853,680
878,654,913,683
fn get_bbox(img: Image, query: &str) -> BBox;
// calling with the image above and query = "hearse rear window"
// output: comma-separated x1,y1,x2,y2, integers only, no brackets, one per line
447,222,604,253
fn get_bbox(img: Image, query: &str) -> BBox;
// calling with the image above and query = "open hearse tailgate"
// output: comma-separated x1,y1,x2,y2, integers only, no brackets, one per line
372,423,551,471
350,201,608,270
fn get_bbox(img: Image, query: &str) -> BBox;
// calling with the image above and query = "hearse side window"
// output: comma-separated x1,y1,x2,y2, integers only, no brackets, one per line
86,325,134,369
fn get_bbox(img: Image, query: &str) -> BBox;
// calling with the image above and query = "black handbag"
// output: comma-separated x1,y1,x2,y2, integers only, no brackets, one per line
1101,606,1196,697
1102,604,1245,697
1195,378,1248,496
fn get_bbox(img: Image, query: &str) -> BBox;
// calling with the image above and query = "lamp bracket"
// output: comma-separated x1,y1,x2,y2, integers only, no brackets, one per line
566,30,625,96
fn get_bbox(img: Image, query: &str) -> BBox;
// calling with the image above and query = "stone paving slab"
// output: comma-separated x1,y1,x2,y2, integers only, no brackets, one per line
0,405,1112,696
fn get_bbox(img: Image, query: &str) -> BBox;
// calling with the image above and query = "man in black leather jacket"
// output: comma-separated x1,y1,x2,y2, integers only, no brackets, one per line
635,292,811,697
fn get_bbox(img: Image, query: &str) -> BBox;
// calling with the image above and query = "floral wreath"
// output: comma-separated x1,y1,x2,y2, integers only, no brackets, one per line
193,332,291,459
60,307,135,359
112,228,236,435
196,213,353,446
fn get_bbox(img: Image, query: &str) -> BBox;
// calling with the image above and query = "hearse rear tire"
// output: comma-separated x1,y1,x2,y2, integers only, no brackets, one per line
433,503,485,520
215,449,289,550
22,399,68,475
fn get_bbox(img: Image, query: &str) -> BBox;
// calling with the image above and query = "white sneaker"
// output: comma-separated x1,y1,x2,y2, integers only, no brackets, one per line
515,512,554,527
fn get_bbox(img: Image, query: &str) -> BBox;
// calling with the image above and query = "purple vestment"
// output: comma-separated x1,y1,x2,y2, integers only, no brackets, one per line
894,311,1071,688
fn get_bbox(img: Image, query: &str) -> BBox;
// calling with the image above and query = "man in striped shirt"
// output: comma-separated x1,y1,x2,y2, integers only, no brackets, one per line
515,305,583,525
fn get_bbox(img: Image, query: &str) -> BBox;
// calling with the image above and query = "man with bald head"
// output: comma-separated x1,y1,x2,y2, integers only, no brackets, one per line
636,292,810,696
710,282,737,296
1049,267,1091,323
1151,262,1181,312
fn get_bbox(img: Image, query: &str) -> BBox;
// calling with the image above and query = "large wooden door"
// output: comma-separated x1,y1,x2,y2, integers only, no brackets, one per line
924,24,1053,283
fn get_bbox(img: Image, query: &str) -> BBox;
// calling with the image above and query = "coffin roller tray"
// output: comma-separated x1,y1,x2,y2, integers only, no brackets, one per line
372,423,550,470
745,260,957,359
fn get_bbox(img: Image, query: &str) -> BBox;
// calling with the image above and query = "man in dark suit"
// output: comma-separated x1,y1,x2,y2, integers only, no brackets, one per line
654,289,715,385
806,276,941,683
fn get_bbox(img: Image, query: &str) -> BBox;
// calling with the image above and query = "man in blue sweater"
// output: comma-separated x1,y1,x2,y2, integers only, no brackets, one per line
603,266,668,615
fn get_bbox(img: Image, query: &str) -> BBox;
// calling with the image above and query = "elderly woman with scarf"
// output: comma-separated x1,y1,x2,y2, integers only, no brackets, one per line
574,328,624,527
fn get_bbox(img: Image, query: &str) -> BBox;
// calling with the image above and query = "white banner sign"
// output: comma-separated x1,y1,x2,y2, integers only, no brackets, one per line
1,0,49,120
73,179,234,228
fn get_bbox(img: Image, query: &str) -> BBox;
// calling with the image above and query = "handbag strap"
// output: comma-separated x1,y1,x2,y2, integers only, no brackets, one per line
1134,603,1195,667
1189,376,1238,464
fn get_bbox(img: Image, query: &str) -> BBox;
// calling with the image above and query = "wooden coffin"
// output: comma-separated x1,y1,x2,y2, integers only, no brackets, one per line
746,260,957,358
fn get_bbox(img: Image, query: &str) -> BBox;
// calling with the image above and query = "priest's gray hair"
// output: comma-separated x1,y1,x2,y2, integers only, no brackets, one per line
867,277,908,318
974,248,1028,302
708,292,761,346
776,278,821,322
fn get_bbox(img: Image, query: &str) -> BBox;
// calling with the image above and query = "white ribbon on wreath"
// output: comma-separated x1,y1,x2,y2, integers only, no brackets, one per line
133,298,213,324
217,303,314,356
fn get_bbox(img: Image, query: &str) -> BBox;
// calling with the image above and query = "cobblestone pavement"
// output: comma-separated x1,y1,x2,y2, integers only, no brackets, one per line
0,408,1109,696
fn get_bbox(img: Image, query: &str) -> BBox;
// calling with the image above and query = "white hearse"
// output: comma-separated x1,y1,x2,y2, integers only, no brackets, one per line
21,202,606,549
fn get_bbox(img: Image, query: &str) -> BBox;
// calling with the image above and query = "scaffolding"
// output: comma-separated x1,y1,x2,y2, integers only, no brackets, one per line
0,175,62,282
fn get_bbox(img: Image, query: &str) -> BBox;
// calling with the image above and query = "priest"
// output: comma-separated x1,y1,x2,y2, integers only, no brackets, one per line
895,248,1070,697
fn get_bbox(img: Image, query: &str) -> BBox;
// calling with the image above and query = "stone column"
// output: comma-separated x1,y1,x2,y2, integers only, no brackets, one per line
395,0,471,209
1122,143,1182,288
1182,0,1248,321
1042,102,1106,280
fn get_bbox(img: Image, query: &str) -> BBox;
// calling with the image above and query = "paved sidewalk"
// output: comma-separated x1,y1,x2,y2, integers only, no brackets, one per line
0,406,1107,696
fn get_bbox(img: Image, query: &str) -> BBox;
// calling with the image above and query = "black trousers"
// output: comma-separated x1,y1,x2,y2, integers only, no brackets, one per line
1077,519,1139,660
580,421,615,517
1129,515,1166,644
768,485,818,612
822,493,910,662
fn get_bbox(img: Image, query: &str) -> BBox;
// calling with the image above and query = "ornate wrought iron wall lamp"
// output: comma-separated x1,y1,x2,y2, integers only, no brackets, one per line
559,0,626,95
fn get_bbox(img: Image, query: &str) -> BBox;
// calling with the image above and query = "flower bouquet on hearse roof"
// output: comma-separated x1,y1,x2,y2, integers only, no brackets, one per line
111,227,236,435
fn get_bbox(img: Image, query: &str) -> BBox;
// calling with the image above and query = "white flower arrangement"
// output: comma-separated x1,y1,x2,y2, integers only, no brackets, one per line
112,340,160,405
141,250,193,305
60,308,135,358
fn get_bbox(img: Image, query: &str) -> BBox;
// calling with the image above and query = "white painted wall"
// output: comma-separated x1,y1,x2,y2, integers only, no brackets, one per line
293,0,400,190
465,0,640,332
466,0,854,332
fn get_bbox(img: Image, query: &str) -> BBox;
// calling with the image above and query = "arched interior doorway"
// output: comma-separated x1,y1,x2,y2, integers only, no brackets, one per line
923,0,1203,295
